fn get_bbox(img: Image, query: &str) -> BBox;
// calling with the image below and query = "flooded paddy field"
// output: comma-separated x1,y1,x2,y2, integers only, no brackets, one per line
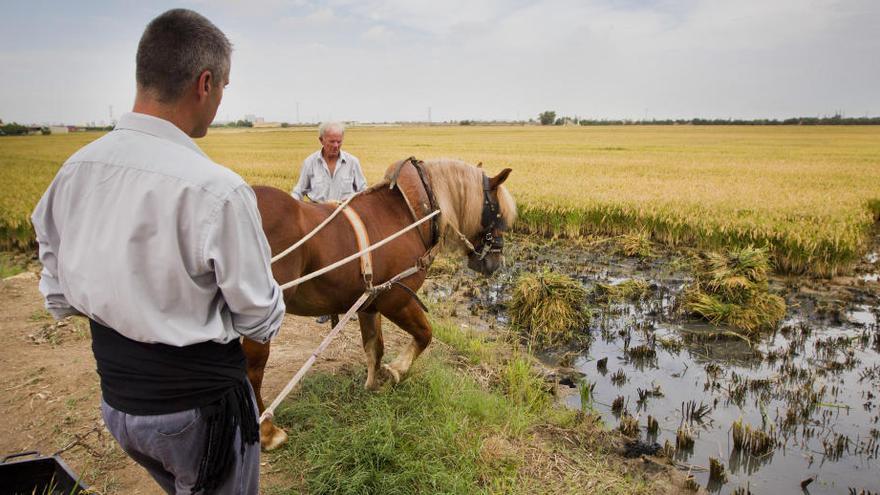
426,234,880,494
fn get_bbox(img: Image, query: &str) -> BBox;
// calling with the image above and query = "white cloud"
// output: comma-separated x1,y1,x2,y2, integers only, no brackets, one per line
1,0,878,124
362,25,394,42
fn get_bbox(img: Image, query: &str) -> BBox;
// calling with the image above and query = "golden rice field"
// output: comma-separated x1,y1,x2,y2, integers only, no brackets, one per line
2,125,879,276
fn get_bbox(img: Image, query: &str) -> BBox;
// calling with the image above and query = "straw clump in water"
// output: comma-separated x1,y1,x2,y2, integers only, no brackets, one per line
682,246,786,334
593,278,651,304
731,417,778,456
509,269,590,349
617,229,654,259
709,457,728,485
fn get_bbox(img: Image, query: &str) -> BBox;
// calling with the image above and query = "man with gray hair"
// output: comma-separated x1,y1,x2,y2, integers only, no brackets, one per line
291,121,367,202
31,9,283,494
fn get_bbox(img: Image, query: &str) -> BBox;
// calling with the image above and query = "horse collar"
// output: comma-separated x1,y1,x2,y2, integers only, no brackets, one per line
408,157,441,247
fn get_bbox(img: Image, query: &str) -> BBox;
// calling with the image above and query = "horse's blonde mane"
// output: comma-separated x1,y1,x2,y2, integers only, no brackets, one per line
364,158,516,251
420,158,517,245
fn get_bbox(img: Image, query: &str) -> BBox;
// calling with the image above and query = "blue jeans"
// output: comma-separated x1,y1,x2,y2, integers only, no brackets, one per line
101,389,260,494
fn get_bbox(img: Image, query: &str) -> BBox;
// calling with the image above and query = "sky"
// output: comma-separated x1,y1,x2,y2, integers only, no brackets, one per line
1,0,878,125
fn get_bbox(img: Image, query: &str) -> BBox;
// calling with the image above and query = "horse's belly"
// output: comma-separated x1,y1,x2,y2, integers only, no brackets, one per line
284,283,362,316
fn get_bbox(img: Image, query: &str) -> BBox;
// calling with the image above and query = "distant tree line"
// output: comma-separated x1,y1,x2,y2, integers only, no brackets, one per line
1,120,113,136
210,120,254,128
538,111,880,126
0,122,32,135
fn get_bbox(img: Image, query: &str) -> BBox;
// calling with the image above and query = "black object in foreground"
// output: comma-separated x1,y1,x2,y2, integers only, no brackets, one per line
0,451,88,495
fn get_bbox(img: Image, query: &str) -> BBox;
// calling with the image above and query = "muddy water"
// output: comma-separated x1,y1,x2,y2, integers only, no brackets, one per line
565,305,879,494
430,237,880,494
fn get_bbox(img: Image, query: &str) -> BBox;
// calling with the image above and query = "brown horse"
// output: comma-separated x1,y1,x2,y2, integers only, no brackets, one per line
244,158,516,449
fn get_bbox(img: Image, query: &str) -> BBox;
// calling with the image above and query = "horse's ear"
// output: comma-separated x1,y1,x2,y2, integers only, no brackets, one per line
476,162,483,168
489,168,512,189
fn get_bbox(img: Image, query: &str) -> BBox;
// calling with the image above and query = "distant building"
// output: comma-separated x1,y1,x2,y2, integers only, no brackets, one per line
49,126,69,134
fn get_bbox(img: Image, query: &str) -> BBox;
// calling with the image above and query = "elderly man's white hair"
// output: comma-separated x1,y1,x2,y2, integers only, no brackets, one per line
318,121,345,138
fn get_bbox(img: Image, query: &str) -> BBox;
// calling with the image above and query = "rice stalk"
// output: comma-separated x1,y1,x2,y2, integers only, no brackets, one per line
682,246,786,334
509,270,590,349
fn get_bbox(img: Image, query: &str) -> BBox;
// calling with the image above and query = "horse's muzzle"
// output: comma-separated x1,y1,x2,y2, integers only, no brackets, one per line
468,252,501,276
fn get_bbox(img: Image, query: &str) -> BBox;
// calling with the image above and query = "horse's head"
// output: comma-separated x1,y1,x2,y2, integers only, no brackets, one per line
418,158,517,276
465,168,514,275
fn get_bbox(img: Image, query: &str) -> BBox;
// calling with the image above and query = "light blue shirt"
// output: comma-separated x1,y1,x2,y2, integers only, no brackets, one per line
291,150,367,202
31,112,285,346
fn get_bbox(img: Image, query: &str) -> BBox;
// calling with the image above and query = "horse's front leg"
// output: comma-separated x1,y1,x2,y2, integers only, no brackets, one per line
242,338,288,450
380,298,432,384
357,310,386,390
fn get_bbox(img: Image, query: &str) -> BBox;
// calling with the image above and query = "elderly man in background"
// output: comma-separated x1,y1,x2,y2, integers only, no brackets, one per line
31,9,284,494
291,121,367,325
291,121,367,202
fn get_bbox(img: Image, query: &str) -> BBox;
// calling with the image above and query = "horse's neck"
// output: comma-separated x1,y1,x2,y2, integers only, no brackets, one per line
358,187,410,223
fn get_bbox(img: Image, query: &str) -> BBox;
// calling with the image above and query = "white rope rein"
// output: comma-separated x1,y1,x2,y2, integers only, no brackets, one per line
271,193,360,264
260,264,422,423
259,291,371,423
278,210,440,290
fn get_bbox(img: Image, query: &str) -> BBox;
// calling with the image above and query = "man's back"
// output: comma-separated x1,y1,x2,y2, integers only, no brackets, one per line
32,10,279,493
33,112,283,346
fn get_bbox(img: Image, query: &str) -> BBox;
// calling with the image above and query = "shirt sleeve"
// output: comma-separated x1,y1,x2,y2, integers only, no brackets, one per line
291,159,311,200
31,181,82,320
204,185,285,343
353,157,367,192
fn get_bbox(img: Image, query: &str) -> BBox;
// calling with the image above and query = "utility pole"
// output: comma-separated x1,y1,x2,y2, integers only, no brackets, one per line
428,106,432,125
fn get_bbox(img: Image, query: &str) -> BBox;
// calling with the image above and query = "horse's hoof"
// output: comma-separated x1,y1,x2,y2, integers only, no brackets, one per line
382,363,402,384
260,422,288,451
364,377,381,391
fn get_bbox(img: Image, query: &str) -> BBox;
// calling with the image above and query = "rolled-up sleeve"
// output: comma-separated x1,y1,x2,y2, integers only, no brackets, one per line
31,184,81,320
204,185,285,343
290,159,311,200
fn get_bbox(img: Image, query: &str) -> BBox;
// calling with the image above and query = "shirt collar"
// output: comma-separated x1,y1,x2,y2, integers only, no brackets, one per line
319,151,346,164
114,112,207,157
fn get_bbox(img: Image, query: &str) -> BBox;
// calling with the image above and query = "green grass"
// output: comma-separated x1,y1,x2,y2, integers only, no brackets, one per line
431,319,495,365
0,252,27,278
266,323,655,494
28,308,52,321
271,359,523,494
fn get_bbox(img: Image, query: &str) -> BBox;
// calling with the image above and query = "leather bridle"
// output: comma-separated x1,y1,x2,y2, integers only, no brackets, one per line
473,173,505,261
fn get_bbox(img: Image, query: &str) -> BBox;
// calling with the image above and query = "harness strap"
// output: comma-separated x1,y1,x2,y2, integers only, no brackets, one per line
341,206,373,289
391,280,430,312
388,160,432,250
388,156,442,270
409,158,440,246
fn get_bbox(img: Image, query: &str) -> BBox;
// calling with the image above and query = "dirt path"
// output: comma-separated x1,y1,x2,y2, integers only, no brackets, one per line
0,271,407,493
